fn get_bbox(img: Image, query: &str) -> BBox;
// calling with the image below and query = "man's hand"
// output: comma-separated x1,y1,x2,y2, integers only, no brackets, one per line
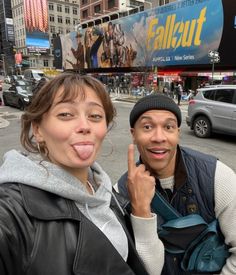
127,144,156,218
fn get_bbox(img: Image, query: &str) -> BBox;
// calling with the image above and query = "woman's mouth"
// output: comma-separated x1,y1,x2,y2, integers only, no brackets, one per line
72,144,94,160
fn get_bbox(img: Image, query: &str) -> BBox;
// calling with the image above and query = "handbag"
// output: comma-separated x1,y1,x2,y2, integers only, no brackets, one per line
151,192,230,273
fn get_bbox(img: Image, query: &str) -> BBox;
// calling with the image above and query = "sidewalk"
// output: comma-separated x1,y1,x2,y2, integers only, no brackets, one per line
110,92,189,106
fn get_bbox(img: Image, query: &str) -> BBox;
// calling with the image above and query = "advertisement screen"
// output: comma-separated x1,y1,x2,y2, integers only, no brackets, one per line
24,0,50,53
55,0,235,70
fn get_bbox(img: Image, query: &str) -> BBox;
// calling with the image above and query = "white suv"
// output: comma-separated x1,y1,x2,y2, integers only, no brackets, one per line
186,85,236,138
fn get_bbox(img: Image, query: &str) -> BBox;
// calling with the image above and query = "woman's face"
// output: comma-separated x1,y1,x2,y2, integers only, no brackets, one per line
33,86,107,178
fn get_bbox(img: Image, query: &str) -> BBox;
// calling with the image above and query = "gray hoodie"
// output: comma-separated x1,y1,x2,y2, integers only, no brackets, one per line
0,149,128,260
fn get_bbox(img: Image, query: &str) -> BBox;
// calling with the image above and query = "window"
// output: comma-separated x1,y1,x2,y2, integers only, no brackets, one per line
49,15,54,22
50,25,56,33
215,89,234,104
65,6,70,13
82,9,88,18
65,17,71,24
44,60,49,67
82,0,88,5
108,0,115,9
49,3,54,10
58,27,63,34
73,19,78,25
94,4,101,13
57,4,62,12
203,90,215,100
58,16,63,23
73,7,77,15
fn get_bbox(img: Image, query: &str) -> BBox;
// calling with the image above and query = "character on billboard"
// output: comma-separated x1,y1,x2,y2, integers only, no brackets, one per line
84,27,104,69
101,22,114,67
125,44,137,67
62,34,77,70
113,24,125,67
112,24,137,68
70,33,85,70
84,28,93,68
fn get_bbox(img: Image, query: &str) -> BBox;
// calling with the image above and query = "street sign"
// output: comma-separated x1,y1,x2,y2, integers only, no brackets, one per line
208,50,219,58
210,56,220,63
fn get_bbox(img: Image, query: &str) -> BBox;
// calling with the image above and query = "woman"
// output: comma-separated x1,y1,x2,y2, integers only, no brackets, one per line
0,72,164,275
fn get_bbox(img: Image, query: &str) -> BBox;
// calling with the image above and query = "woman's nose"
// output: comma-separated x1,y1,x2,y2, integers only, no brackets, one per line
75,117,91,134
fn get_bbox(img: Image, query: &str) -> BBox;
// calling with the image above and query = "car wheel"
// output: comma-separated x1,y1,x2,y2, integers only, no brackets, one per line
193,116,211,138
18,100,24,111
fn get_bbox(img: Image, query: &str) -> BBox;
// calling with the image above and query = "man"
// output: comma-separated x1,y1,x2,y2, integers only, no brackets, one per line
177,82,183,105
117,94,236,275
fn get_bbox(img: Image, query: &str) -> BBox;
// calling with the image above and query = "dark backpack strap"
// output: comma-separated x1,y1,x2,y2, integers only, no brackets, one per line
151,192,182,221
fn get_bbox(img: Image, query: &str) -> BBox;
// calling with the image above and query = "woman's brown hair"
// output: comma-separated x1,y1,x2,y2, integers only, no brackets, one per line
21,72,116,154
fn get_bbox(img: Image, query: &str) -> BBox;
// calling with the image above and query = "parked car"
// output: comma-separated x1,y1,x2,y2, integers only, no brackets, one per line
2,81,33,110
23,69,45,86
186,85,236,138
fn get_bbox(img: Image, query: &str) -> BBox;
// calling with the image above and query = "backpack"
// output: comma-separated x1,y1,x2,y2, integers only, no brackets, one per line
151,192,230,273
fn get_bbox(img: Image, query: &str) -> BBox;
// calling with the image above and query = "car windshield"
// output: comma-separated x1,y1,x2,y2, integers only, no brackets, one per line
33,73,44,79
16,86,32,95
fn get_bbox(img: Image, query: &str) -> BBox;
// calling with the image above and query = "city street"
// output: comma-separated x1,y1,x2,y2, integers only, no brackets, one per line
0,99,236,184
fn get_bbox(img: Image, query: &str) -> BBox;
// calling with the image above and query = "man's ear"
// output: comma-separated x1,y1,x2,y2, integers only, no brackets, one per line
32,123,44,143
130,128,136,144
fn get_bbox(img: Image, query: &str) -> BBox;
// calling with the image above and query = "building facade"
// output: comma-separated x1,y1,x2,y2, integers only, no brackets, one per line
0,0,15,75
1,0,79,73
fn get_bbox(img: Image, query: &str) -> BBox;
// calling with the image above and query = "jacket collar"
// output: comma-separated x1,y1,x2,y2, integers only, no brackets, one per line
20,184,82,221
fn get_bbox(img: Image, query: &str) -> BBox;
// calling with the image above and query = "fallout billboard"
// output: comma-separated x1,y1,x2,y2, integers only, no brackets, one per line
54,0,236,70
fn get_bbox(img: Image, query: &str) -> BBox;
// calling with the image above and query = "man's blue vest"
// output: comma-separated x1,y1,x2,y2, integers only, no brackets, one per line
118,146,217,275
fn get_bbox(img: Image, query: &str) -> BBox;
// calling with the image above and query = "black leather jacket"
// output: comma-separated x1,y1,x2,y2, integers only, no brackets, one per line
0,183,148,275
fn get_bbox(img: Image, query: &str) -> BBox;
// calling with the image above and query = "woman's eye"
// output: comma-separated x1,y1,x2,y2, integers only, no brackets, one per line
57,112,73,118
89,114,103,120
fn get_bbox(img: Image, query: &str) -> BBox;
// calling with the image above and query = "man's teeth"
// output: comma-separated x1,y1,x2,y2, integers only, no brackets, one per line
150,150,166,154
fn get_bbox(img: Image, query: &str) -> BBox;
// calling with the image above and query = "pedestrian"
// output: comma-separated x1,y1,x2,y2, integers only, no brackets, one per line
0,73,164,275
177,82,183,105
117,94,236,274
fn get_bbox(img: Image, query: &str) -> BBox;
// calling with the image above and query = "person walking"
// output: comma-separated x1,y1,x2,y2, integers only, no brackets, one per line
0,73,164,275
177,82,183,105
117,94,236,275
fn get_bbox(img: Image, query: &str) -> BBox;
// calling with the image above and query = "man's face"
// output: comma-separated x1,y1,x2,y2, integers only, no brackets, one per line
131,109,180,178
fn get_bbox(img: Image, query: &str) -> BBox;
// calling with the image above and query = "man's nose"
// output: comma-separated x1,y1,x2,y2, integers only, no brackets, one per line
150,126,167,142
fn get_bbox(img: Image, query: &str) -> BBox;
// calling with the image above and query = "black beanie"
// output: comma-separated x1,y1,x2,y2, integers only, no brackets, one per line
129,94,182,127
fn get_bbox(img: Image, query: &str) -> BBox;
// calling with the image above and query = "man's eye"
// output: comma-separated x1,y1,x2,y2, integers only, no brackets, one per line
143,124,152,130
166,124,176,130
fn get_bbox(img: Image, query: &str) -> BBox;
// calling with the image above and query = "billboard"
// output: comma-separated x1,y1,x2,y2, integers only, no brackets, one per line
54,0,236,70
24,0,50,53
6,18,15,42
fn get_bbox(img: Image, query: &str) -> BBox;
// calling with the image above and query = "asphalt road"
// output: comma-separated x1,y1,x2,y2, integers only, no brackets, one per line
0,98,235,184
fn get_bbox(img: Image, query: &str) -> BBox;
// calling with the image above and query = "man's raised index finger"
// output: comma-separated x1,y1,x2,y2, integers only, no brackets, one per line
128,144,136,173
